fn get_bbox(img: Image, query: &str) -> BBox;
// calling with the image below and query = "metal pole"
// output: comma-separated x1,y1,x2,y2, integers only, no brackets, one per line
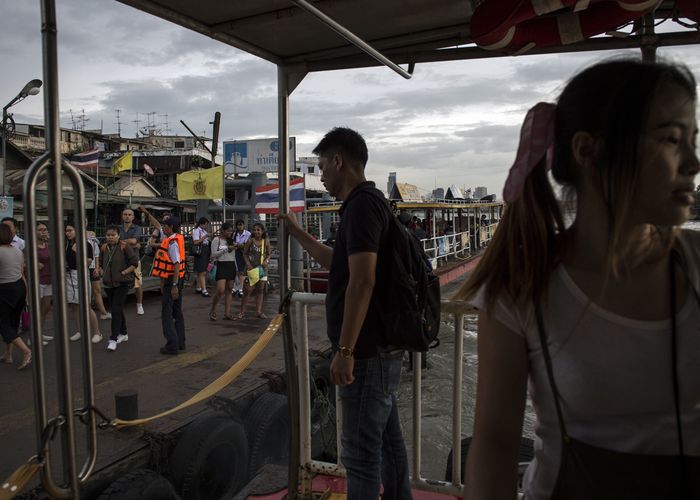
291,0,412,80
39,1,80,496
278,65,301,498
1,107,7,195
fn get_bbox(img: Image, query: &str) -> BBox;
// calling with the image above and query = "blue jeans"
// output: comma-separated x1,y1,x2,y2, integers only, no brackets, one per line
161,279,185,351
339,352,412,500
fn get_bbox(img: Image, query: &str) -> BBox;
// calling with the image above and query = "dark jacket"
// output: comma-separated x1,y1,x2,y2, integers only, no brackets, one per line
101,242,138,286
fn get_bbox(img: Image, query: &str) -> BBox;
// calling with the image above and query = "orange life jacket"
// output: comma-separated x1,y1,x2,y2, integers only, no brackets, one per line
151,233,185,279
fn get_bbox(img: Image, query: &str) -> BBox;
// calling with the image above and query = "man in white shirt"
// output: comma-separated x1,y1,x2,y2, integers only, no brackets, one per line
2,218,25,251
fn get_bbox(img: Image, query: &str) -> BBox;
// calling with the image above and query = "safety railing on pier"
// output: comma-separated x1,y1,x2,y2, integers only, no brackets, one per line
289,292,475,497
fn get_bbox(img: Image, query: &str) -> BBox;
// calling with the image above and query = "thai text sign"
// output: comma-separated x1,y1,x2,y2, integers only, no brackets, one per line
223,138,296,174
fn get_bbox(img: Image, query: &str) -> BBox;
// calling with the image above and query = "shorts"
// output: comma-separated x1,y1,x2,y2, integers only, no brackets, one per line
133,260,143,289
40,284,52,298
215,261,237,281
65,269,92,304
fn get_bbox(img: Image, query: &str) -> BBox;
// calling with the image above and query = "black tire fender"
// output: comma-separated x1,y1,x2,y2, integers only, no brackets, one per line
444,436,534,482
243,392,290,479
168,412,249,500
97,469,178,500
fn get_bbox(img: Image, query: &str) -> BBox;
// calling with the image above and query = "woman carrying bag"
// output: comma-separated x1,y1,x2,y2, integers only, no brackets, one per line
101,225,138,352
459,59,700,500
238,222,271,320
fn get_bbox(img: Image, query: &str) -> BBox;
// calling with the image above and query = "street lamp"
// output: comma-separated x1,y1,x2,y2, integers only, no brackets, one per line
1,79,43,196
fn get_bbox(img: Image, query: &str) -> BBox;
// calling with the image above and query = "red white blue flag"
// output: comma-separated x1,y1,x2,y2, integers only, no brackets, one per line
70,149,100,169
255,177,305,214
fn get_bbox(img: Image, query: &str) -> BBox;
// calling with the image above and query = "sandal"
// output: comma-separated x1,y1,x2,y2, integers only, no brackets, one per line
209,311,217,321
223,314,234,321
18,352,32,371
201,290,210,297
256,312,268,319
234,312,245,320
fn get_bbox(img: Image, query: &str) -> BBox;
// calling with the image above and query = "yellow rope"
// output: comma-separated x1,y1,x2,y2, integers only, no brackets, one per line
112,313,285,428
0,460,41,500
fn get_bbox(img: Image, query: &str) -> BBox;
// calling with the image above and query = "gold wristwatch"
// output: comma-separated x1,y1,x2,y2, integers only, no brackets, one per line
338,346,354,359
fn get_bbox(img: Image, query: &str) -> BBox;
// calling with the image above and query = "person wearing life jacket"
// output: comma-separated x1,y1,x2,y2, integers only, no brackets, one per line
140,207,186,355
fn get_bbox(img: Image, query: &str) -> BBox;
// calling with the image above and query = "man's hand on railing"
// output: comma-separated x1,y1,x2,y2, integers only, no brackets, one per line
278,212,302,236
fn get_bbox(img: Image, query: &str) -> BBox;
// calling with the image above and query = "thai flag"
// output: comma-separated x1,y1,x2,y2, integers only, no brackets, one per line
255,177,305,214
70,149,100,169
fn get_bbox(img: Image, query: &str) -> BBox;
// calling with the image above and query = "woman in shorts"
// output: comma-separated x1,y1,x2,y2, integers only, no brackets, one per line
64,224,102,343
208,222,237,320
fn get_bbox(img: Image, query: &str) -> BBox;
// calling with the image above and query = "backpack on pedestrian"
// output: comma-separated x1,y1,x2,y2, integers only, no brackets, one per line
362,188,442,352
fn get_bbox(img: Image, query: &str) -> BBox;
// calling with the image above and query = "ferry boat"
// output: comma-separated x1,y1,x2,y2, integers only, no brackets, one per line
6,1,698,500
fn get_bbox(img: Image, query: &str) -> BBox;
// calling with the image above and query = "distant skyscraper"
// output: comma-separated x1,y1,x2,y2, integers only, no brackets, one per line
387,172,397,196
432,187,445,199
474,186,488,199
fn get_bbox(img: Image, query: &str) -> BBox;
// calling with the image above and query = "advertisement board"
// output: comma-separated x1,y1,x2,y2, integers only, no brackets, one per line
0,197,13,219
223,137,296,174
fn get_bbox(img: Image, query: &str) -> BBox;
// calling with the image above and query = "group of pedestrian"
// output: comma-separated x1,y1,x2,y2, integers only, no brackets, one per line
192,217,272,321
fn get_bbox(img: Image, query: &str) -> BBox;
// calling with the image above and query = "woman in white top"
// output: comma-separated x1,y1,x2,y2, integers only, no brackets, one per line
208,222,237,320
0,224,32,370
191,217,211,297
458,59,700,499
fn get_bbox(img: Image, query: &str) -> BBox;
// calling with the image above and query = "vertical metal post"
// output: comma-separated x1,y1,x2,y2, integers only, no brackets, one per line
452,313,464,486
1,107,7,195
412,352,422,482
40,1,80,497
278,65,301,498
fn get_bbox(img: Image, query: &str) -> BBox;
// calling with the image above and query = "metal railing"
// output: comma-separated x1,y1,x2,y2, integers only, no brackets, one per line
290,292,473,496
421,230,471,265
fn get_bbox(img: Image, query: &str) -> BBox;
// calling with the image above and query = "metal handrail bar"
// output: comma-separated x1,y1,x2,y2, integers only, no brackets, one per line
291,0,412,80
289,292,468,497
22,2,98,497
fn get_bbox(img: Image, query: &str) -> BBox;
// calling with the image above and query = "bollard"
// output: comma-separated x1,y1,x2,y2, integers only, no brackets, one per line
115,390,138,421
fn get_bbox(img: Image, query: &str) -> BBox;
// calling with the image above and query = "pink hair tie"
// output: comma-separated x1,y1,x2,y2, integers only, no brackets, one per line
502,102,556,203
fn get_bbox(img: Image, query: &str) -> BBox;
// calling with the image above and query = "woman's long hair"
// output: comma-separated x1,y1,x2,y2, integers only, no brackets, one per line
455,59,697,311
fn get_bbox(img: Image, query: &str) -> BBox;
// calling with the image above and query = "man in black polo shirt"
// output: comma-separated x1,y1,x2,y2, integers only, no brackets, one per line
281,127,411,500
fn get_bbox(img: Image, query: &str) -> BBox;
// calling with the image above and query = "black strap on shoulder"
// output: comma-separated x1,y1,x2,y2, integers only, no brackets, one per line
534,305,569,440
669,250,684,457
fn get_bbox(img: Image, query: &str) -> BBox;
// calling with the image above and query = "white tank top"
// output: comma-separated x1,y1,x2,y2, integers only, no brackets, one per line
471,229,700,500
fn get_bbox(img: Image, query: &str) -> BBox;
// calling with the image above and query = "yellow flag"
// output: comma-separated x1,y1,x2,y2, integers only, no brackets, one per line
111,151,133,175
177,166,224,200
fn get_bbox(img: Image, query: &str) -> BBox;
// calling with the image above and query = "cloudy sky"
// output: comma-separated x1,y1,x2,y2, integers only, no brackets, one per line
2,0,699,197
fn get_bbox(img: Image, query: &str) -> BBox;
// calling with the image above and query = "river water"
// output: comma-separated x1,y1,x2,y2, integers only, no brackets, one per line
395,220,700,482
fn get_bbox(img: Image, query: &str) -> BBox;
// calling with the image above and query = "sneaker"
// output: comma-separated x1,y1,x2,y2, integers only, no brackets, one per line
70,332,81,341
238,290,244,297
107,340,117,351
116,334,128,344
91,333,103,344
43,335,54,341
100,313,112,320
136,304,144,315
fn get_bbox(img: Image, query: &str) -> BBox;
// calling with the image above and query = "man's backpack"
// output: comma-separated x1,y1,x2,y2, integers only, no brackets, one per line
363,188,441,352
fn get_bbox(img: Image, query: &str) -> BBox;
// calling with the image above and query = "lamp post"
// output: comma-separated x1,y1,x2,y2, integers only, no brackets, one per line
1,79,43,195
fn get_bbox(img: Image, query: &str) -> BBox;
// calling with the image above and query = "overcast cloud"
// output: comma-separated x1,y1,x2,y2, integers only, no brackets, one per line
2,0,699,196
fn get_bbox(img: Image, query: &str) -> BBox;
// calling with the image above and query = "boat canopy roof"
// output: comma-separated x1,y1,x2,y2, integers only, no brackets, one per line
115,1,698,74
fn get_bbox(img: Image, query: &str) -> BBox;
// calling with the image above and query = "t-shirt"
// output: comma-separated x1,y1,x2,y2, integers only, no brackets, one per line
0,246,23,283
11,235,25,251
65,240,93,270
38,245,51,285
470,229,700,500
192,227,209,246
119,224,141,252
326,181,390,358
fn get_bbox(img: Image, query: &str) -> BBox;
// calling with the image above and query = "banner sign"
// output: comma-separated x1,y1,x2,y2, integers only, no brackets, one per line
0,197,13,219
223,137,296,174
